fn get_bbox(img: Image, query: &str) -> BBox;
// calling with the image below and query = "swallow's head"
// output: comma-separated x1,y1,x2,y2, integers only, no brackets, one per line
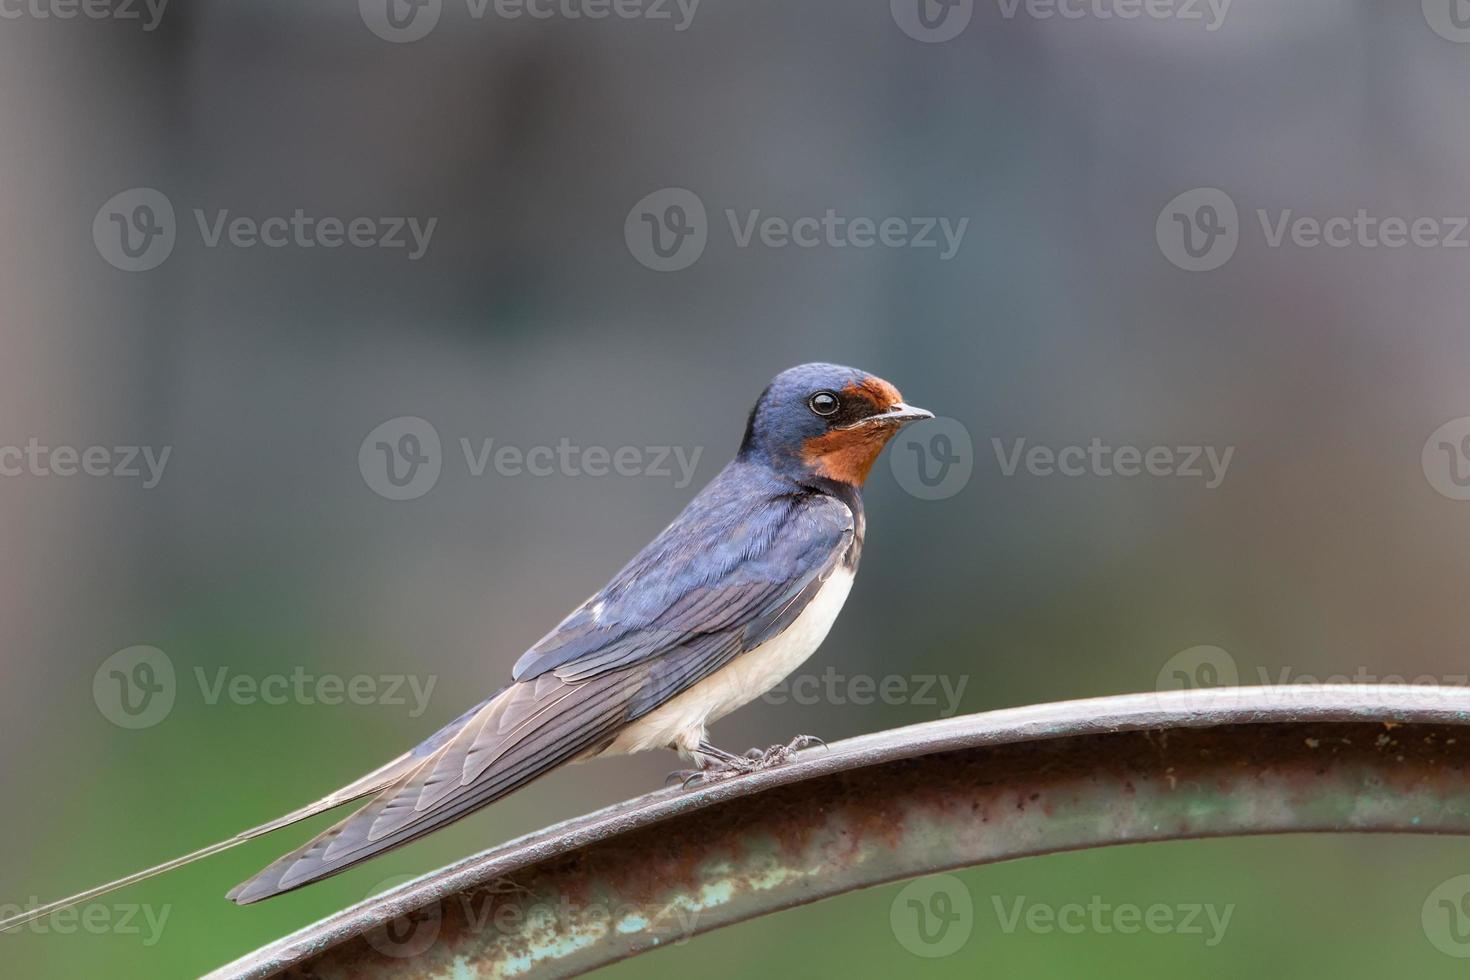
740,362,933,486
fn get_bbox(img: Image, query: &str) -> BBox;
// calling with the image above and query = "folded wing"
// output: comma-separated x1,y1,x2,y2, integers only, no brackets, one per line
230,482,853,903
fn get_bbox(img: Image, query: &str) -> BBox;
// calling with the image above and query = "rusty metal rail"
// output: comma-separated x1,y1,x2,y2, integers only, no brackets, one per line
206,685,1470,979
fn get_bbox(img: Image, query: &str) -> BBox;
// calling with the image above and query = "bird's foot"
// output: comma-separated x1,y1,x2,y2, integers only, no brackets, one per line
665,767,718,789
669,735,826,789
665,759,750,789
666,744,744,789
742,734,827,769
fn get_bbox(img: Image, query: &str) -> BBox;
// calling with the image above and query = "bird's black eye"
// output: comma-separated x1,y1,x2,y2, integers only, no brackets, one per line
808,391,841,417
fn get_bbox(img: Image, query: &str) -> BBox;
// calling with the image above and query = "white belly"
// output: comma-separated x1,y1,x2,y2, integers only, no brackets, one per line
598,566,856,758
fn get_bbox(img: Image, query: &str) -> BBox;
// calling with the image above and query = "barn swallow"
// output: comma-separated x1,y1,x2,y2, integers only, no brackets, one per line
0,362,931,926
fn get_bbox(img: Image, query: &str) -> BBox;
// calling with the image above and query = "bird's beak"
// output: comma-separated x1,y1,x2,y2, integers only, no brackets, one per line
846,402,936,428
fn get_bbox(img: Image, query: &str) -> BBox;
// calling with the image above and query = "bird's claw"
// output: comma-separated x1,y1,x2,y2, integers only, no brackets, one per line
665,768,708,789
725,734,827,770
666,764,741,789
757,734,823,767
671,735,826,790
744,734,826,766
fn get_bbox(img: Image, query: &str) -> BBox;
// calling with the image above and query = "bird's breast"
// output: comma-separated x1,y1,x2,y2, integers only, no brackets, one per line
705,565,856,721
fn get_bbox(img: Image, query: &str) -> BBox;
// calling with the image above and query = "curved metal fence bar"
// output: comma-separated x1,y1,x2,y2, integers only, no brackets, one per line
207,685,1470,979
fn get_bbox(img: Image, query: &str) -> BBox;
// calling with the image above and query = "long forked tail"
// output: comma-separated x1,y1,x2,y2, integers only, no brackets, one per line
224,668,637,904
0,776,382,933
0,692,501,933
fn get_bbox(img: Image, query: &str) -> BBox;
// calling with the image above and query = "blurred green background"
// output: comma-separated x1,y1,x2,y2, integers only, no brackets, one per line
6,0,1470,976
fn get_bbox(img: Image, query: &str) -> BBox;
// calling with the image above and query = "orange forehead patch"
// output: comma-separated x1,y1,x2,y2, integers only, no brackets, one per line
842,376,902,411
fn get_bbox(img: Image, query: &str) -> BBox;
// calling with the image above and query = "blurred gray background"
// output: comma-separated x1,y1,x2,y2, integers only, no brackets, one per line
6,0,1470,976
